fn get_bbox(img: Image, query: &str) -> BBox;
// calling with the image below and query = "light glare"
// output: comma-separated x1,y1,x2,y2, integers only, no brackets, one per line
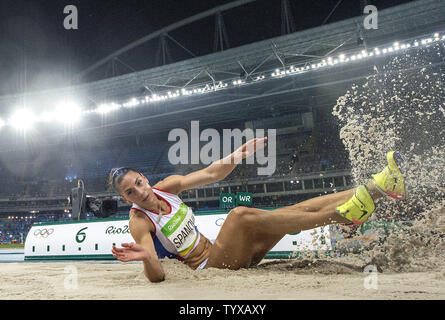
9,109,36,130
55,101,82,124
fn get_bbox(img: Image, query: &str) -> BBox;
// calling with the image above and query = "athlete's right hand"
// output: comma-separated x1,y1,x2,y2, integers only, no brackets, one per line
111,242,149,262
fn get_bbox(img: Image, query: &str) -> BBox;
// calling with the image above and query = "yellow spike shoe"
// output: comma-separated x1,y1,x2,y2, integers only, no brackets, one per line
335,185,376,225
372,151,406,200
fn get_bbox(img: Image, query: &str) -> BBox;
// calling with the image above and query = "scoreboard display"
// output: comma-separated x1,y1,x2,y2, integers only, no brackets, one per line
219,192,253,208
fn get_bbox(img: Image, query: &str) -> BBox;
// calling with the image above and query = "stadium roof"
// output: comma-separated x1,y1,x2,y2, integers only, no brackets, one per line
0,0,444,147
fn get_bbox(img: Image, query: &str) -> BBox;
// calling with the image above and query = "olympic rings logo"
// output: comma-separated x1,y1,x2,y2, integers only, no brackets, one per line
33,228,54,238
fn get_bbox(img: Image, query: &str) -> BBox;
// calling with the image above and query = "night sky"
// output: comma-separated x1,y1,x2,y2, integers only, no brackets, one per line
0,0,412,96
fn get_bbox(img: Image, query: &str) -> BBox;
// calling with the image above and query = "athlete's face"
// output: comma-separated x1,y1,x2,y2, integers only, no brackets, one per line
117,171,156,208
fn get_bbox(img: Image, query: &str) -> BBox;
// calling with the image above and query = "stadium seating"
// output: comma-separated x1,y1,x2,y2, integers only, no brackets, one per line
0,121,353,240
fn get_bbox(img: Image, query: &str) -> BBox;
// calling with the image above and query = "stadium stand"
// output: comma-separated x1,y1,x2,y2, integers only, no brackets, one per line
0,112,355,244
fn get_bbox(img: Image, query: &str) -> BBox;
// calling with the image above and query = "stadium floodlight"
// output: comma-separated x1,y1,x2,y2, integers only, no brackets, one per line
8,109,36,131
54,101,82,124
39,111,56,123
96,102,121,114
232,79,245,85
122,97,140,108
272,68,286,77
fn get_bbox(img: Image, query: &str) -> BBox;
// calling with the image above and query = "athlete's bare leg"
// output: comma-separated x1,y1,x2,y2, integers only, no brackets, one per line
205,183,383,269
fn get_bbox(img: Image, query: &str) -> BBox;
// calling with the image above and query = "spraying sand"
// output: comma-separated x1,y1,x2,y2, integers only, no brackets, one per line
332,39,445,276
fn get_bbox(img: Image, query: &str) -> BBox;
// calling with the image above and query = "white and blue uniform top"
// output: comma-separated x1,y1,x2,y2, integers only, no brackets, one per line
131,188,201,261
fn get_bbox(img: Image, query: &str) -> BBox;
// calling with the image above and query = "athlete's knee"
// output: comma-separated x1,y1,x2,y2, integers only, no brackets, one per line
292,204,321,213
228,206,257,225
229,206,250,217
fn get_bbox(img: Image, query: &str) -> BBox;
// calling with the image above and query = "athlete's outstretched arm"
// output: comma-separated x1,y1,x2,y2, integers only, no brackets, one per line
157,137,267,194
112,212,165,283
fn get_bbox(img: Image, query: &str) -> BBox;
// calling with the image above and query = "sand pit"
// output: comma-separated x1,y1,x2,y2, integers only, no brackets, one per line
0,258,444,300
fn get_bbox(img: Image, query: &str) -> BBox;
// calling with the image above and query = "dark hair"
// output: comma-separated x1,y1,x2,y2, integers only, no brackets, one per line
108,167,139,192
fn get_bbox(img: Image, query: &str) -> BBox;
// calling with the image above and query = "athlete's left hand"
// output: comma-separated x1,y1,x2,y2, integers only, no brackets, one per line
112,242,148,262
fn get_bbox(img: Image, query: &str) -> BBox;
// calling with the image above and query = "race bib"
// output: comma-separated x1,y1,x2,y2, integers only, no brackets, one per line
161,203,198,254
